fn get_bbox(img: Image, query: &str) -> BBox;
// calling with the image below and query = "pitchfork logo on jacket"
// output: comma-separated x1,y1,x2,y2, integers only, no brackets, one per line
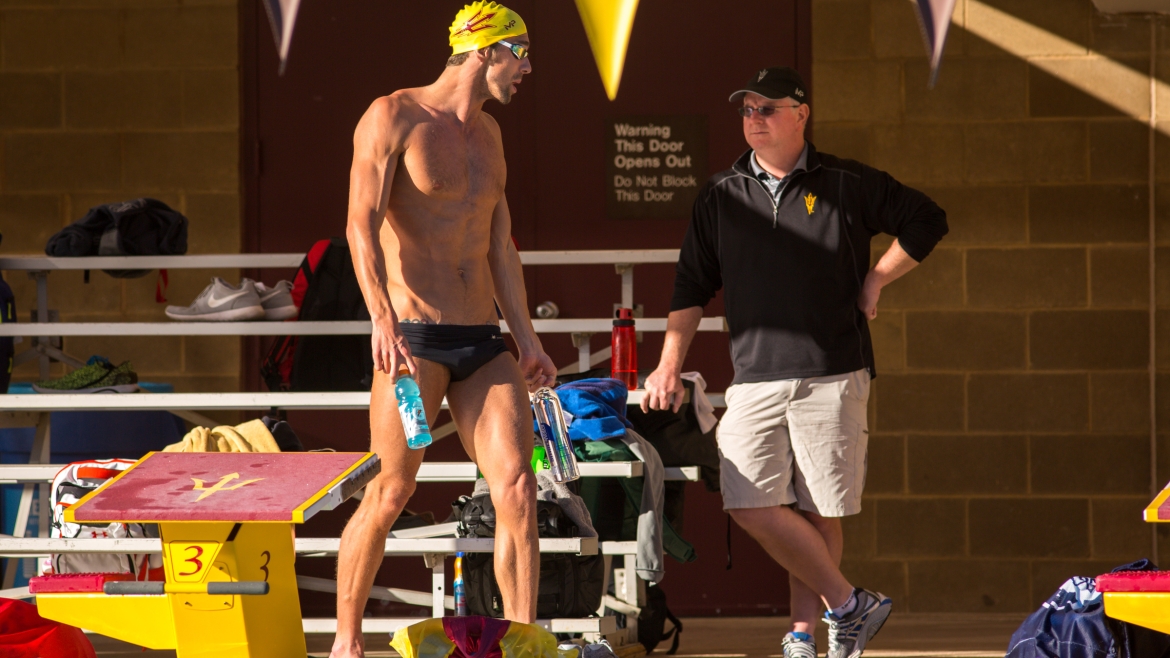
804,193,817,215
453,10,498,37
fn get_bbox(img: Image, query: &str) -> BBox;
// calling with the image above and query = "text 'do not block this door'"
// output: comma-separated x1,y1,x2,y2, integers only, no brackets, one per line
606,115,708,219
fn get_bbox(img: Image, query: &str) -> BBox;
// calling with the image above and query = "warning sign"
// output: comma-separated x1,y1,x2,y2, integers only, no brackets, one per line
605,115,707,219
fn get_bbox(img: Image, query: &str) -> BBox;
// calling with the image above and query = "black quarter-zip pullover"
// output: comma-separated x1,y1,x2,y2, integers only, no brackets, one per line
671,143,948,385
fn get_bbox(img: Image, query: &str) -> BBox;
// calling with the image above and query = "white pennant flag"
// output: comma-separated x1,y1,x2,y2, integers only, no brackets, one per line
915,0,958,88
262,0,303,75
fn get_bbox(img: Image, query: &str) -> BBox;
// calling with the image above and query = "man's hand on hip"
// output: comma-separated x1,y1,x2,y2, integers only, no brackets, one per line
518,349,557,393
858,239,921,321
857,273,882,320
642,366,685,413
371,317,418,380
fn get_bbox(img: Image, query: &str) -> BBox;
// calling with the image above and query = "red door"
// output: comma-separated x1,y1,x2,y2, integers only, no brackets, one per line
242,0,810,617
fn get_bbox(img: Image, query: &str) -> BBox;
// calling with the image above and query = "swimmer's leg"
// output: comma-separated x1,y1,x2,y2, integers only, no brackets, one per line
448,351,538,623
331,359,450,658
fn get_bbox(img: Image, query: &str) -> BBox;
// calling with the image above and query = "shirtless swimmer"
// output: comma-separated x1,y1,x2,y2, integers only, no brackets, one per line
331,3,554,656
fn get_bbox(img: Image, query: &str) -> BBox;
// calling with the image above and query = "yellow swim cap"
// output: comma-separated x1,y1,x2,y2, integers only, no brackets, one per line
449,1,527,55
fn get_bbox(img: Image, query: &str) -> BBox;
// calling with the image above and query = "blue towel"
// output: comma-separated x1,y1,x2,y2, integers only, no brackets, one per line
533,378,633,441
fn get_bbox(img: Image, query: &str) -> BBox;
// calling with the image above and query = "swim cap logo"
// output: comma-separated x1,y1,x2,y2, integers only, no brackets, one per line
453,9,498,38
449,2,525,55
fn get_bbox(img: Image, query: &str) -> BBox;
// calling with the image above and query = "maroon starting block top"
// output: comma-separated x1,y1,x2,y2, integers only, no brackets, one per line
1096,571,1170,593
67,452,379,523
29,573,133,594
1147,482,1170,522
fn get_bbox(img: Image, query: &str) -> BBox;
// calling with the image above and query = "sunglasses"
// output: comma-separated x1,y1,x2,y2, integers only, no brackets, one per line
496,39,529,60
738,105,800,118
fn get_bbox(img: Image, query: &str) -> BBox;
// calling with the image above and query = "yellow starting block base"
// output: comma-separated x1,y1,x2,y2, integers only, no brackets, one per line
38,521,304,658
1102,592,1170,635
32,452,379,658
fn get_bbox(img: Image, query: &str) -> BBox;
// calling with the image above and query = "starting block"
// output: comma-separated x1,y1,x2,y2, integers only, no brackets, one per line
1099,481,1170,634
31,451,379,658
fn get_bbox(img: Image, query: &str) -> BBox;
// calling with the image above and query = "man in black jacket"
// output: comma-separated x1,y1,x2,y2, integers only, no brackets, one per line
642,67,947,658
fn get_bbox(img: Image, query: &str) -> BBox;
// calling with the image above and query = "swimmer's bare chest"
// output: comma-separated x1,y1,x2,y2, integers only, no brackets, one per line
388,115,507,241
379,112,507,324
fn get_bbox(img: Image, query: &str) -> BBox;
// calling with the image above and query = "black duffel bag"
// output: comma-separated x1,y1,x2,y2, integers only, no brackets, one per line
45,198,188,279
454,489,603,619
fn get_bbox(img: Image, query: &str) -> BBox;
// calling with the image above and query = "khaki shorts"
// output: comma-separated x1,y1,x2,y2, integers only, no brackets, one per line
716,369,870,517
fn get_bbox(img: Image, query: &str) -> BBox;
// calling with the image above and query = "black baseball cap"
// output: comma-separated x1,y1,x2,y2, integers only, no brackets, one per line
729,67,808,104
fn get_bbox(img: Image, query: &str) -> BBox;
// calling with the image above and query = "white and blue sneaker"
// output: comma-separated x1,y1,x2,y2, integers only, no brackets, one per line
824,588,892,658
782,631,818,658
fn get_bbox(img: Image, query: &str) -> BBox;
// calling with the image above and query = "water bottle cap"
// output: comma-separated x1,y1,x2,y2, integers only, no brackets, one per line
614,307,635,327
397,365,410,376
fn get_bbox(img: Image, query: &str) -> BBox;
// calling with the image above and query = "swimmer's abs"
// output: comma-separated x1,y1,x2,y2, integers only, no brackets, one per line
381,261,495,318
385,288,497,326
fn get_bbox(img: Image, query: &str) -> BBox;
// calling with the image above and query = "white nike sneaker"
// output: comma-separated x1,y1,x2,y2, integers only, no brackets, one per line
165,278,265,321
251,279,298,320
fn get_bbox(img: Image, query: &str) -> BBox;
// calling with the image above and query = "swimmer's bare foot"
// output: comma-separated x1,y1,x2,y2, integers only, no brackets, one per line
329,637,363,658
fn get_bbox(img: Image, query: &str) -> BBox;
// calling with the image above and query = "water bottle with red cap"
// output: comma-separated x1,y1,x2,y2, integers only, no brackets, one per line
611,307,638,389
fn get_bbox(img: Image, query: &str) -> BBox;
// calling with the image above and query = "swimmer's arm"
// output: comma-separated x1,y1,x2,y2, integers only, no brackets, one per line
488,194,556,387
487,195,540,352
346,96,414,373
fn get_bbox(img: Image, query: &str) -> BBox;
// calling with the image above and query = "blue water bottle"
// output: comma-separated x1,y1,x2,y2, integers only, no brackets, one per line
395,365,432,449
453,552,468,617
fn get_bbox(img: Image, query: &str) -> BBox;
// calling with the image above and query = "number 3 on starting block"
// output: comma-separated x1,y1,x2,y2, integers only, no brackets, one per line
166,542,223,583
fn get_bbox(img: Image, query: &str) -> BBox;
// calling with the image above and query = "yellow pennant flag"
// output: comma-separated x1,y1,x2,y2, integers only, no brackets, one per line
574,0,640,100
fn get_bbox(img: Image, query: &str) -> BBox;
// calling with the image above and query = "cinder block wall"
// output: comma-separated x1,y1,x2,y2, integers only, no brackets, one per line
813,0,1170,611
0,0,241,393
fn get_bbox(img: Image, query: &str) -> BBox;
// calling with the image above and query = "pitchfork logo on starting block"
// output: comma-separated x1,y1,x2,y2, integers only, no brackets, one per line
191,473,265,502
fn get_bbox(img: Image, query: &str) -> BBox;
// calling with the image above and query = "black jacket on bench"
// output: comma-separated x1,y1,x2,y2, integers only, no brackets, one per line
671,143,948,385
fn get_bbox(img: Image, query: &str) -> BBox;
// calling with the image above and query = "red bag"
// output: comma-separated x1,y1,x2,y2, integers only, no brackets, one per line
0,598,96,658
260,239,330,391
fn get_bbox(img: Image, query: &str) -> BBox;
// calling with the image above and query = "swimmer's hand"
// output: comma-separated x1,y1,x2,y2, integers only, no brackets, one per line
518,350,556,393
371,316,418,380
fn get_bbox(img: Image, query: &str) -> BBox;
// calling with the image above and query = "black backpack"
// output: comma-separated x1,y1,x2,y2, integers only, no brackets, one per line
454,490,604,619
638,583,682,654
262,238,374,392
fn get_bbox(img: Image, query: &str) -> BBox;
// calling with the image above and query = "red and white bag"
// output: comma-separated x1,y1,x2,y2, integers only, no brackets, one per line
42,459,162,580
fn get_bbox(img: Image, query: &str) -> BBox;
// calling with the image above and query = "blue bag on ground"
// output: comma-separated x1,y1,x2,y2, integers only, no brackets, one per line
1007,560,1170,658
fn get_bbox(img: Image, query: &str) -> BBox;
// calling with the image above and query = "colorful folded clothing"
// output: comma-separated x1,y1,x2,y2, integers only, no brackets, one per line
390,616,578,658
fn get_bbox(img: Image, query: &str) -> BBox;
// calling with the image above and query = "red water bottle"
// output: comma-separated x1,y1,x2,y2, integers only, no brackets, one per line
611,308,638,390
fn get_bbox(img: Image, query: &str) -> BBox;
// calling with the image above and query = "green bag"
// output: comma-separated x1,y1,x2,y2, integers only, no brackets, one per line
573,438,696,563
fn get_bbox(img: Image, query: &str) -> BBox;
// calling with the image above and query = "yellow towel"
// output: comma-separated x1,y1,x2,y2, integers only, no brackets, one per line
164,419,281,453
